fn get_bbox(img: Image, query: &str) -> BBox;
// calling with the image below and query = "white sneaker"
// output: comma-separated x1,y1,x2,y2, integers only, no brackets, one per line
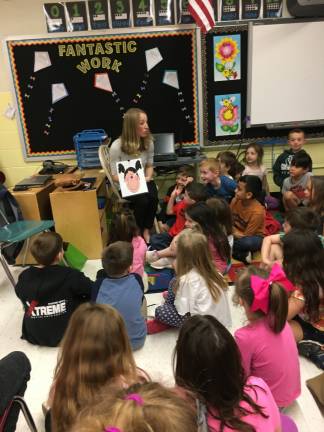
146,250,159,263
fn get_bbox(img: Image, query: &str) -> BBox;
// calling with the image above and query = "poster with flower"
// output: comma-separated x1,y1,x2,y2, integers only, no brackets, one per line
213,35,241,82
215,94,241,136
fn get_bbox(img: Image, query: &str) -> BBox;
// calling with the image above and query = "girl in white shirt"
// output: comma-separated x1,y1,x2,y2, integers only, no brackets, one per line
151,230,232,330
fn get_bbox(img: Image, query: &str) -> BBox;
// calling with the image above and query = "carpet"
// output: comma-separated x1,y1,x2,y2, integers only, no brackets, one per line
226,260,261,283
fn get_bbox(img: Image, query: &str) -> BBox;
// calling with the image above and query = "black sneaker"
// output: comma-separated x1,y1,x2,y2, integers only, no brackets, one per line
298,340,324,370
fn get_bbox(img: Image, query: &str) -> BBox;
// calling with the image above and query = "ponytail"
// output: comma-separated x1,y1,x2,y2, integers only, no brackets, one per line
268,282,288,333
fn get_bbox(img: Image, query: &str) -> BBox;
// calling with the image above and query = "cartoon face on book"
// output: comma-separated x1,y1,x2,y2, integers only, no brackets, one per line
117,158,148,197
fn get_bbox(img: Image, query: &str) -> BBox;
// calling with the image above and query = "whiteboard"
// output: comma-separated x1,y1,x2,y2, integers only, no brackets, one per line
247,21,324,127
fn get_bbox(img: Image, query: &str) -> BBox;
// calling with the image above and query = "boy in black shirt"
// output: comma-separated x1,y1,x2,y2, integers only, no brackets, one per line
15,232,92,347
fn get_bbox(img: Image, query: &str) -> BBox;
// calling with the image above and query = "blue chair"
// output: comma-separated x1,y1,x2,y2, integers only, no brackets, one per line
0,220,54,288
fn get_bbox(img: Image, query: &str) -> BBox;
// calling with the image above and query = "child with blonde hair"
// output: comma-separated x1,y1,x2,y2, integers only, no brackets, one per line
70,382,197,432
148,230,231,333
234,265,300,407
200,157,236,202
48,303,148,432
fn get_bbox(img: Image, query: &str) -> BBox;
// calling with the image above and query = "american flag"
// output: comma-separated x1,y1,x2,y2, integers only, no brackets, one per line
188,0,215,34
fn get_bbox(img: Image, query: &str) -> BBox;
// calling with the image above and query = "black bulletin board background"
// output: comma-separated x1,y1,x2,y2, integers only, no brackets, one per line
202,26,324,147
7,29,199,159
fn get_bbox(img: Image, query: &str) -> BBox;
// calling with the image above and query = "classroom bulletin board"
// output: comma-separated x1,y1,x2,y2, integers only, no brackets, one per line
6,28,200,159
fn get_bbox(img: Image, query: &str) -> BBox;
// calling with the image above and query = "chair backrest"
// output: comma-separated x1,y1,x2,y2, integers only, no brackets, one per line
98,144,122,200
0,396,37,432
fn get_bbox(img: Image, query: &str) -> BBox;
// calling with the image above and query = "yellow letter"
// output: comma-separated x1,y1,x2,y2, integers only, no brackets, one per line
127,41,137,53
86,44,95,55
95,43,105,55
75,44,86,56
58,45,66,56
102,57,111,69
90,57,101,68
111,59,122,73
76,58,91,74
104,42,113,55
66,45,76,56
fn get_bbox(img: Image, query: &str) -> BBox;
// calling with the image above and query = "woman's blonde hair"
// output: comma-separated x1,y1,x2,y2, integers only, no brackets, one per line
121,108,152,155
71,382,197,432
175,230,228,301
51,303,138,432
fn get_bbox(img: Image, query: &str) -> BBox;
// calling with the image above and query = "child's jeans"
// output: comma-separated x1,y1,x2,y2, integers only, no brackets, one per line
232,235,263,263
149,232,173,251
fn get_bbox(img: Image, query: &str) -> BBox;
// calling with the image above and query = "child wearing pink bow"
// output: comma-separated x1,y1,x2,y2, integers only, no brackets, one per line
234,264,301,408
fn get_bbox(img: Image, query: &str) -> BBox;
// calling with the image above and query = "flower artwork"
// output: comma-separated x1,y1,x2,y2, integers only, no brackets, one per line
213,35,241,81
215,94,241,136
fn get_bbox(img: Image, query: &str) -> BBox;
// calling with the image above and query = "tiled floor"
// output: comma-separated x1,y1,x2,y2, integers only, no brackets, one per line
0,261,323,431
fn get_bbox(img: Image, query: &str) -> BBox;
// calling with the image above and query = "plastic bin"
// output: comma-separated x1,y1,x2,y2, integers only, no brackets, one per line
73,129,108,169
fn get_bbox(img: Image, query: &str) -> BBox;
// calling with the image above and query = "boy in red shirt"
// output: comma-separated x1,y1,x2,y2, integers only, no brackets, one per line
149,182,207,251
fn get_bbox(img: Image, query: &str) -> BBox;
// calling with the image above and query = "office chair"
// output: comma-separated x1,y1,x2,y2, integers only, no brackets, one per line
0,215,54,288
0,395,37,432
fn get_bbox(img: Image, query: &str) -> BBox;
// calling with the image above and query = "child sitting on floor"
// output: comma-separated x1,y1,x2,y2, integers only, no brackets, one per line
148,230,231,333
107,209,147,277
48,303,149,432
149,182,207,251
230,175,265,264
242,143,270,195
234,265,301,408
15,232,93,347
200,158,237,202
174,315,283,431
156,164,194,232
207,197,234,250
93,241,146,351
216,150,237,179
282,150,313,210
70,382,197,432
261,207,321,269
305,175,324,235
147,202,231,274
283,230,324,369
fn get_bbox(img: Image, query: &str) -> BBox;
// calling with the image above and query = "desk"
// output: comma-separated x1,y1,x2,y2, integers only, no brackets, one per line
154,154,206,180
50,170,109,259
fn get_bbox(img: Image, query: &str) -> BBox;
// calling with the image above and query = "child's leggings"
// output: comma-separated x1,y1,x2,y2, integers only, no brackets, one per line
155,278,189,327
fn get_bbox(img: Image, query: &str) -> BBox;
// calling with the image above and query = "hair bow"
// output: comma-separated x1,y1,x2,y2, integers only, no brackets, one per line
250,263,295,314
124,393,144,405
104,428,121,432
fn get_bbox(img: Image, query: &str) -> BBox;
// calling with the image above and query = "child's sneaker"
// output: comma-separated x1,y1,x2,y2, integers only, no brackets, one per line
146,250,159,263
298,340,324,370
147,319,172,334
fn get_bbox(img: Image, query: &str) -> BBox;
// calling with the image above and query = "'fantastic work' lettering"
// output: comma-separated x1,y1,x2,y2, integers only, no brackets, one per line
58,41,137,74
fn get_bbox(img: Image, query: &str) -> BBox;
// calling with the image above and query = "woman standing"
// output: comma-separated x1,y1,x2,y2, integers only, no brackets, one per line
109,108,158,243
